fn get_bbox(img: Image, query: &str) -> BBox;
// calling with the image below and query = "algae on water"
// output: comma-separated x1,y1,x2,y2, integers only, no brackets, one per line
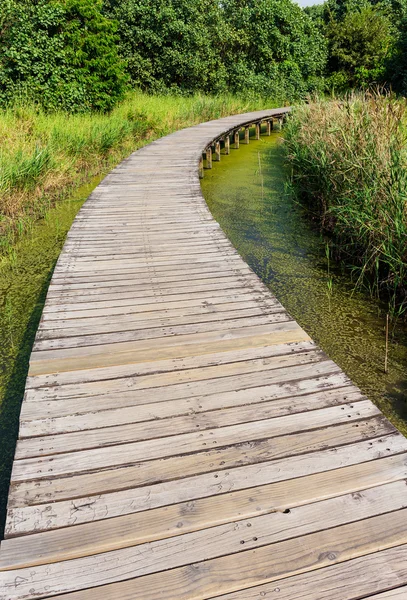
201,131,407,435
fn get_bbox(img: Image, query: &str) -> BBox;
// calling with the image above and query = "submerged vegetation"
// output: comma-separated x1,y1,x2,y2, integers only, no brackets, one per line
284,93,407,317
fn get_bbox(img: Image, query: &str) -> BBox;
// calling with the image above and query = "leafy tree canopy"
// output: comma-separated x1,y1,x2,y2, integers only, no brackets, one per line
0,0,128,111
327,4,394,88
106,0,229,93
107,0,327,99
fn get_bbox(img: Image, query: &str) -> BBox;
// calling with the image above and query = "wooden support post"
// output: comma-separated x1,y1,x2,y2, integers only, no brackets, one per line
225,135,230,155
255,123,261,140
234,130,240,149
244,127,250,144
215,141,221,161
266,119,273,135
198,155,204,178
278,117,283,130
206,146,212,169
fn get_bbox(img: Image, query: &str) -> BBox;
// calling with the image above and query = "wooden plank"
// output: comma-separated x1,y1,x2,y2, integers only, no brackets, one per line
19,372,352,423
21,363,343,422
28,326,312,375
3,509,407,600
364,589,407,599
212,546,407,599
25,339,317,389
9,415,395,508
24,349,326,402
45,274,259,301
6,434,406,536
40,289,269,317
14,397,376,459
12,401,379,478
3,454,407,568
34,314,292,351
20,380,355,436
47,269,253,290
36,307,286,339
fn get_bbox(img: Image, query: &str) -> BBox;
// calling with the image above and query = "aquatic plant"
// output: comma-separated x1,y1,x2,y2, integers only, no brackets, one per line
284,92,407,317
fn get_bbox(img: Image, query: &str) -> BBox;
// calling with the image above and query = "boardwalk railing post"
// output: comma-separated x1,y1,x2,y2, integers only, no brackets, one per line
206,146,212,169
255,123,261,140
234,130,240,149
225,135,230,155
215,141,221,161
244,126,250,144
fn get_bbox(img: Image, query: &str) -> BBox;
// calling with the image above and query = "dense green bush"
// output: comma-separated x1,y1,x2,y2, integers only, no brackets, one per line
222,0,327,97
326,5,394,89
0,0,128,112
387,16,407,95
106,0,327,99
106,0,229,93
305,0,407,92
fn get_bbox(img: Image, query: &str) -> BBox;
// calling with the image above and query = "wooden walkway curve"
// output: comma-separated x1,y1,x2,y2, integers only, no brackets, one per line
1,108,407,599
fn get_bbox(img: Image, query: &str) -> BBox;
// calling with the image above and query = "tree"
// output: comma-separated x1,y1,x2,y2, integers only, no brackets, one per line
0,0,128,111
221,0,327,97
326,4,394,88
387,16,407,94
108,0,229,93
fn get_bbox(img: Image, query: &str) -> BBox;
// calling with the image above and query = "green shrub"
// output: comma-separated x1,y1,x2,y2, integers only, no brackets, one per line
326,5,394,88
0,0,128,112
107,0,327,99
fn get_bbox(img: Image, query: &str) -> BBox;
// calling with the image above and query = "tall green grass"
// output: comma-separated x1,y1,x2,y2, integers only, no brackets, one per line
0,90,276,258
284,93,407,317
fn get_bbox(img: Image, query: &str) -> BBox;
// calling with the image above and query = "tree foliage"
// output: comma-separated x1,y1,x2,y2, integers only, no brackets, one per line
222,0,327,97
327,5,394,88
106,0,327,99
2,0,407,111
106,0,229,93
306,0,406,91
0,0,128,111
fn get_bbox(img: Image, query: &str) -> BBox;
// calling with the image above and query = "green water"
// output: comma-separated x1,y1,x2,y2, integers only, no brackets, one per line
201,131,407,436
0,175,103,535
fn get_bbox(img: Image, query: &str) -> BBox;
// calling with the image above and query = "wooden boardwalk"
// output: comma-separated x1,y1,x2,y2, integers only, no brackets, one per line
1,108,407,599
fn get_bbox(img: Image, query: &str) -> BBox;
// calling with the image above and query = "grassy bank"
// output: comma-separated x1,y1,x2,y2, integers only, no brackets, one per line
0,90,275,260
284,94,407,317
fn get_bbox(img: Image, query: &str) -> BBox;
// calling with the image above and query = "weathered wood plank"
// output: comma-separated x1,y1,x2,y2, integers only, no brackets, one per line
3,509,407,600
14,398,377,461
9,417,396,508
28,326,312,375
213,546,407,599
6,434,406,536
12,401,379,478
3,454,406,568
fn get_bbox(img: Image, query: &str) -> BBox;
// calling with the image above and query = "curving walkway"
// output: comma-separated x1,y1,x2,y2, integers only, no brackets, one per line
1,109,407,599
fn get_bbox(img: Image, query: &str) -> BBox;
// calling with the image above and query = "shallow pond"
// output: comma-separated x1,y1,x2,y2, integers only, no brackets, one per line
0,175,103,533
201,130,407,435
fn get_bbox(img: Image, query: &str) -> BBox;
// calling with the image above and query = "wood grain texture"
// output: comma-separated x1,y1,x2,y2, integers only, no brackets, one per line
1,107,406,600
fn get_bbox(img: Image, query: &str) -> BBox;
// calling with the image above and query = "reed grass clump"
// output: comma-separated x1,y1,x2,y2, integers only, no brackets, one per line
284,93,407,316
0,90,275,257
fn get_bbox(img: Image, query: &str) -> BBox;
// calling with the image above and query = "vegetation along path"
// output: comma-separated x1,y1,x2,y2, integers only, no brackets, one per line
1,109,407,599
